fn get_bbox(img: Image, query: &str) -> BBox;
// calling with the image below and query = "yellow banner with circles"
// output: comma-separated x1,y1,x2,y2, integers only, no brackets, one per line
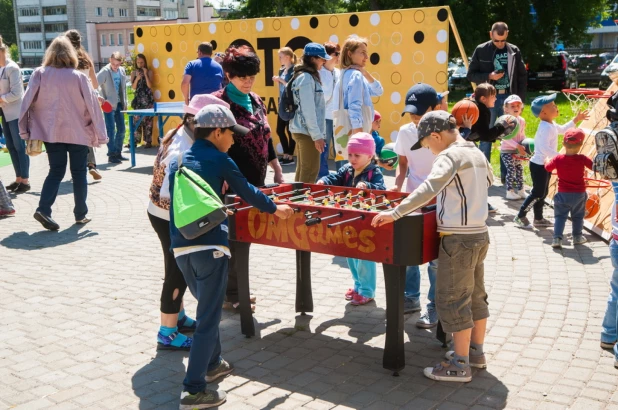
135,7,450,152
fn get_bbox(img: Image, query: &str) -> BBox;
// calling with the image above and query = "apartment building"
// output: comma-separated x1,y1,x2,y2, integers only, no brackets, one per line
12,0,190,66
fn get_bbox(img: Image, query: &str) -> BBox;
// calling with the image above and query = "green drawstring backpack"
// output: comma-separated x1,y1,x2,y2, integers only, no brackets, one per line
173,154,228,240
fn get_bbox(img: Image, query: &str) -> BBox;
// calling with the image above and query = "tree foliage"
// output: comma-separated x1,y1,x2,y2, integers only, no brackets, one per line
0,0,16,45
225,0,612,63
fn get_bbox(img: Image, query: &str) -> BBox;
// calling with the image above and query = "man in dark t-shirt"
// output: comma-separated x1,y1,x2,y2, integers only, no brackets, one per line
181,42,223,104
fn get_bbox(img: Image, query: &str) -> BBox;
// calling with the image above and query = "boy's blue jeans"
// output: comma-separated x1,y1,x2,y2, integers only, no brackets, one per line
553,192,587,239
176,250,228,394
601,238,618,361
404,260,438,310
347,258,376,298
104,103,126,157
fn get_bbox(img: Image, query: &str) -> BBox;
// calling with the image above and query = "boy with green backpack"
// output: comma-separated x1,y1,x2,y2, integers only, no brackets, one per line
168,104,294,409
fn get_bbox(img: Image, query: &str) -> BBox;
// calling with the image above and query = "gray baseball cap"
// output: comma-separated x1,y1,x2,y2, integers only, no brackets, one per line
194,105,250,136
411,110,457,151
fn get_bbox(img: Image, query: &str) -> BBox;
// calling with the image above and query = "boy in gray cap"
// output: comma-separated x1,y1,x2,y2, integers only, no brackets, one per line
372,110,494,382
168,104,294,408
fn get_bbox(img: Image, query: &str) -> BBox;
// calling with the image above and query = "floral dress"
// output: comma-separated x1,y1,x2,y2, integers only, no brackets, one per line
131,73,155,144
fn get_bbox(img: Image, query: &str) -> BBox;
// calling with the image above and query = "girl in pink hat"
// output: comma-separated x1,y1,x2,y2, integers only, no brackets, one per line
316,132,385,305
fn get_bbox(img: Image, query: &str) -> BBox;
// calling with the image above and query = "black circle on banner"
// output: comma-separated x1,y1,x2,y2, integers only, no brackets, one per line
437,8,448,22
165,42,172,52
349,15,359,27
370,53,380,65
211,40,217,50
414,31,425,44
136,28,143,38
310,17,319,29
169,90,176,99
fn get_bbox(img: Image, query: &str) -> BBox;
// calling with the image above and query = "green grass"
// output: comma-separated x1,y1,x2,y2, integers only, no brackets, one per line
0,151,12,169
447,91,573,186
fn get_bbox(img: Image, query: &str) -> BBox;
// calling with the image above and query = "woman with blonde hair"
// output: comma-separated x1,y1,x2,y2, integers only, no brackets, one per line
130,53,155,148
65,29,103,180
19,36,107,231
333,36,383,158
272,47,297,165
0,35,29,193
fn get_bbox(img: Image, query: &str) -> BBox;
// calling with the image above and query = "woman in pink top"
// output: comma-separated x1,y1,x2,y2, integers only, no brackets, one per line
499,95,527,200
19,36,107,231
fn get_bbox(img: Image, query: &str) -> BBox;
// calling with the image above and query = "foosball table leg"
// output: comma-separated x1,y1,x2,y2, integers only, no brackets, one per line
232,240,255,338
382,263,406,375
295,250,314,314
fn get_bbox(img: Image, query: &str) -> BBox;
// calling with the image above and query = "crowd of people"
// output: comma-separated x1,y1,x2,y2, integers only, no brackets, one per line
4,19,618,410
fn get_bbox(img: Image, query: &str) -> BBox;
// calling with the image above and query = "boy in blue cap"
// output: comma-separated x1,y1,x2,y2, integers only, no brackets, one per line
514,94,588,229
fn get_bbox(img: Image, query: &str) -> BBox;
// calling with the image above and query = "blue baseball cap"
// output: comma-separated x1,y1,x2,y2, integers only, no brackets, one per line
402,83,440,116
303,43,331,60
531,93,557,118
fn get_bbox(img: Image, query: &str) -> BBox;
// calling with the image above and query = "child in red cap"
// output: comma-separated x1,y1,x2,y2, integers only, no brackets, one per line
544,128,592,248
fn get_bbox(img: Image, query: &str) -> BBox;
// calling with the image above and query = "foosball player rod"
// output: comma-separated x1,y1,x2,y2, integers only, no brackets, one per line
304,210,321,218
287,189,329,201
374,196,407,209
327,214,365,228
305,212,343,226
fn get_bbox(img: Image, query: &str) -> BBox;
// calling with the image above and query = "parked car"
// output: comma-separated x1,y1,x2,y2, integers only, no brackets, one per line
527,53,578,91
20,68,34,87
572,54,610,86
448,63,472,91
599,53,618,90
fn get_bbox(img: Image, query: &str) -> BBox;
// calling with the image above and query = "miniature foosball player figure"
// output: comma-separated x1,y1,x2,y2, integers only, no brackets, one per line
317,132,386,305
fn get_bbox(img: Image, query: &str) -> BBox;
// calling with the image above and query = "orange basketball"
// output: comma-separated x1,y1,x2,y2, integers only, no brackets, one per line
451,99,480,127
585,193,600,219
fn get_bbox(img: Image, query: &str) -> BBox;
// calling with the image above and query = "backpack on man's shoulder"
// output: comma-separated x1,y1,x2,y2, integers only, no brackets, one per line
278,73,299,122
592,124,618,180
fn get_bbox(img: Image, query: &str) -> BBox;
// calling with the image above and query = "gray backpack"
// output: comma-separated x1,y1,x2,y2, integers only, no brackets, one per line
593,125,618,180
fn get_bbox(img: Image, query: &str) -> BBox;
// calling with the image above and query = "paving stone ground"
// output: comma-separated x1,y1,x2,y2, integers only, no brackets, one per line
1,147,618,410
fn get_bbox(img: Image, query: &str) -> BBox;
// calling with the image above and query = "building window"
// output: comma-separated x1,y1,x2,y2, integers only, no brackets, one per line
95,7,102,16
45,40,52,48
44,23,69,32
107,8,114,17
22,41,42,50
19,7,40,17
118,34,123,46
43,6,67,15
129,32,135,45
110,34,115,46
164,9,178,19
101,34,106,46
119,8,127,17
137,7,161,17
19,24,41,33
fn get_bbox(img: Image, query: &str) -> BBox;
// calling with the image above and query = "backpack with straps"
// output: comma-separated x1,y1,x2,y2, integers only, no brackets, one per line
278,72,299,122
593,124,618,180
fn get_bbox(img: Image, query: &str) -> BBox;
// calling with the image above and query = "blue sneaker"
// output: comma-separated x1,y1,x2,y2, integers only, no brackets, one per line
157,331,192,351
177,315,196,333
118,154,129,161
416,307,439,329
108,156,121,164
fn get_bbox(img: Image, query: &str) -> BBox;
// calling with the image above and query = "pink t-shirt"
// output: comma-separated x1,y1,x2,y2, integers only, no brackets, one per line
500,116,526,152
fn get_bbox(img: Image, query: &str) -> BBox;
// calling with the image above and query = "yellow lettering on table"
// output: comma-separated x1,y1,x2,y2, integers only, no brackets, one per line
342,226,358,249
358,230,376,254
287,214,310,250
325,225,343,245
247,208,267,239
308,222,328,245
266,213,289,242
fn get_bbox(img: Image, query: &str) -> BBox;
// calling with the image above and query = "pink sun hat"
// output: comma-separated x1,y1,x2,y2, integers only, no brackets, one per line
184,94,229,115
347,132,376,157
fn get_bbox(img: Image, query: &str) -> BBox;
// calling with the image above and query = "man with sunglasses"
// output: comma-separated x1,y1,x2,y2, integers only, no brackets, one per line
467,22,527,182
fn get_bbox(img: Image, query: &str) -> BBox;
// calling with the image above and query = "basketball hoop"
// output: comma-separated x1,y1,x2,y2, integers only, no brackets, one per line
562,89,610,115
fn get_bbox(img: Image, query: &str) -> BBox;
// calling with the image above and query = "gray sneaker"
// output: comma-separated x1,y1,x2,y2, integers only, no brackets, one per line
551,238,562,248
416,308,438,329
514,216,532,229
403,298,421,314
444,350,487,369
179,389,226,409
573,235,588,245
423,361,472,382
205,359,234,383
533,218,553,227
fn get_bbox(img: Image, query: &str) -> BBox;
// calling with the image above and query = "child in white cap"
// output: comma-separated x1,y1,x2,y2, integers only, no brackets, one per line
499,94,528,200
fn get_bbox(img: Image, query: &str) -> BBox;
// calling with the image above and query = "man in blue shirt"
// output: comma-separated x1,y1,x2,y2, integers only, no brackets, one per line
181,42,224,104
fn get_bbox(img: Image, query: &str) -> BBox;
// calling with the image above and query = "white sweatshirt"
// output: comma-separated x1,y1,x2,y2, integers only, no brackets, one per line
530,120,575,166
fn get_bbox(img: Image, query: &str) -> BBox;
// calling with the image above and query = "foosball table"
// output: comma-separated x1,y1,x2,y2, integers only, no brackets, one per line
226,182,439,374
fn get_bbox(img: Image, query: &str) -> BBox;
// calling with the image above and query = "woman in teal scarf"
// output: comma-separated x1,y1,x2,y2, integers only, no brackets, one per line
211,45,284,311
